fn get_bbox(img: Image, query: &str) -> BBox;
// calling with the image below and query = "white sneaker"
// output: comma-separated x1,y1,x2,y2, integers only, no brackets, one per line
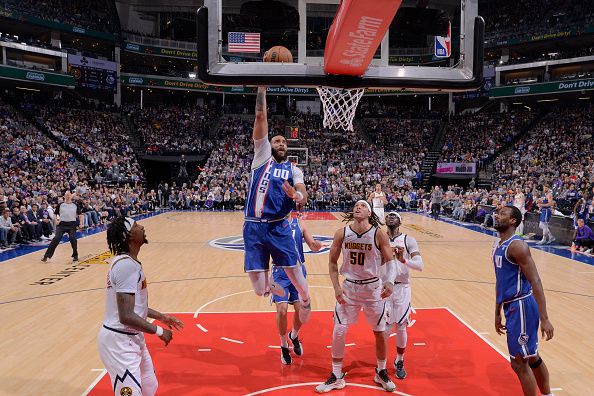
584,249,592,254
315,373,346,393
374,368,396,392
536,239,547,245
547,236,556,244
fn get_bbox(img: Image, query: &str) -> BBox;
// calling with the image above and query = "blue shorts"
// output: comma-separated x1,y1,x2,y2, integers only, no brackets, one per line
503,294,539,359
243,219,301,272
271,264,307,305
539,210,551,224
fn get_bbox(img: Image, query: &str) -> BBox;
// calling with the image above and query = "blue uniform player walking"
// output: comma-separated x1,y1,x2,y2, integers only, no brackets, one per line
244,86,311,324
492,206,555,396
271,214,323,365
537,185,555,245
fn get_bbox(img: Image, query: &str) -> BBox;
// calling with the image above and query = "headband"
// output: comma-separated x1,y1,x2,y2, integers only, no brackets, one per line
124,217,136,232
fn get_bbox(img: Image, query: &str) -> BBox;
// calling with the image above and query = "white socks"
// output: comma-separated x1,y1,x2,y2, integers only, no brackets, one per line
396,353,404,362
377,359,386,370
290,328,299,339
332,361,343,377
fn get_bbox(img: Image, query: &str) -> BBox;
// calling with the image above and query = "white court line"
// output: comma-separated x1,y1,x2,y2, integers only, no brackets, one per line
478,332,489,335
345,343,356,347
413,343,426,346
444,307,508,359
196,324,208,332
551,388,563,392
81,369,107,396
268,345,292,349
221,337,244,344
198,348,212,352
242,381,413,396
90,368,104,372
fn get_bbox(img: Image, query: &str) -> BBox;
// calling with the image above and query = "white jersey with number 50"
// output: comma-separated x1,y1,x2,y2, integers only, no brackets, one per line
340,225,383,280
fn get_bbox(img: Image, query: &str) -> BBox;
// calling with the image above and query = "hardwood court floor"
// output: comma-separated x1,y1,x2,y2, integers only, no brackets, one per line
0,211,592,395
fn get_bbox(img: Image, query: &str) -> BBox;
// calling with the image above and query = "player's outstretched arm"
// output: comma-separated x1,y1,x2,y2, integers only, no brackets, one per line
300,220,323,252
329,228,345,304
253,87,268,141
117,293,173,346
508,240,554,341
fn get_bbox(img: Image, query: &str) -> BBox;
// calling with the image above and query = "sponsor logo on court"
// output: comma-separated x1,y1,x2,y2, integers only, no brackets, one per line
209,235,333,254
31,251,112,285
402,224,443,238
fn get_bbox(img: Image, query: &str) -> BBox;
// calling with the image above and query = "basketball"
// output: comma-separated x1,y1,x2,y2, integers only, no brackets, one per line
264,46,293,63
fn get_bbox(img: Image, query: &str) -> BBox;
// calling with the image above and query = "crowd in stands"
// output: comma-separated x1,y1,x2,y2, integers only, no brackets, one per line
491,104,594,214
35,106,143,184
0,100,154,251
128,105,220,155
3,0,118,33
481,0,594,44
440,110,535,166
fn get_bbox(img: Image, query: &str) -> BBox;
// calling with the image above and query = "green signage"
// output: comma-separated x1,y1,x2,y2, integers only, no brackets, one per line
123,42,197,60
120,74,416,96
0,65,75,88
487,24,594,48
0,9,115,41
489,78,594,98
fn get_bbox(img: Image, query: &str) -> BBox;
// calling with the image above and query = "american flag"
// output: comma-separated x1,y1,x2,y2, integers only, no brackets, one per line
228,32,261,53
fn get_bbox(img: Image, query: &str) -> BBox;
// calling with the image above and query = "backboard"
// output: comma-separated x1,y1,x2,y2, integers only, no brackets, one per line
196,0,484,91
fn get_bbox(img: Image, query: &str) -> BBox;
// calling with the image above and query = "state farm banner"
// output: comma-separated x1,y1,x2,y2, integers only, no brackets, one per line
436,162,476,174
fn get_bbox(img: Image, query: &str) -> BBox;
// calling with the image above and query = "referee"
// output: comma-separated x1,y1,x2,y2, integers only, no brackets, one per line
41,191,81,262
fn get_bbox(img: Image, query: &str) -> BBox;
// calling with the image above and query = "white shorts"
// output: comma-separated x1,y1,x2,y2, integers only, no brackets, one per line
98,326,157,396
386,283,412,326
373,207,385,221
334,279,387,332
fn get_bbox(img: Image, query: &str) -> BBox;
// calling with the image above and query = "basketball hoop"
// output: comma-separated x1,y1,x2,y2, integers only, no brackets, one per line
316,86,365,131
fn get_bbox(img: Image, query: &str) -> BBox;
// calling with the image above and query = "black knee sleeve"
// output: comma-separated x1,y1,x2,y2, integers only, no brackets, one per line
529,357,543,369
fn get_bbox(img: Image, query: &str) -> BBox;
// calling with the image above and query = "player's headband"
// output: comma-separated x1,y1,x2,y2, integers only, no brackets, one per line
386,211,402,221
124,217,136,232
356,200,372,214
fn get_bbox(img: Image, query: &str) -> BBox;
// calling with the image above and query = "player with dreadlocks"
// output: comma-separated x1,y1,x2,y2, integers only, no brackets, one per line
99,216,184,396
316,200,398,393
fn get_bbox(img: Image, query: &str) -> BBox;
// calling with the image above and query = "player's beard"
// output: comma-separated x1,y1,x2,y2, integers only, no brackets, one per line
271,147,287,162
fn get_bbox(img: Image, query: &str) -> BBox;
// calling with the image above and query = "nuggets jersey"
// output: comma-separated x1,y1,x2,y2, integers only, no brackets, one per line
493,235,532,304
372,192,385,208
245,159,297,220
340,225,382,280
103,254,148,333
386,233,412,284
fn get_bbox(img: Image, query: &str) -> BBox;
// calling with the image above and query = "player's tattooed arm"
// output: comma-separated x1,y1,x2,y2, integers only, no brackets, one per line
253,87,268,140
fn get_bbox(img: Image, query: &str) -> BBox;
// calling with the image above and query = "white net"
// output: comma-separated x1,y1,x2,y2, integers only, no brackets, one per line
316,86,365,131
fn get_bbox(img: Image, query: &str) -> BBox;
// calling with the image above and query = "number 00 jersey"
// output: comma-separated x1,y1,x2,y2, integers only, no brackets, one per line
340,225,382,280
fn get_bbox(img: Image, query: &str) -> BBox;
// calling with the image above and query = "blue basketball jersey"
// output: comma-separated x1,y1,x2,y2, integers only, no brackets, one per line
493,234,532,304
245,158,295,220
290,217,305,264
539,197,552,222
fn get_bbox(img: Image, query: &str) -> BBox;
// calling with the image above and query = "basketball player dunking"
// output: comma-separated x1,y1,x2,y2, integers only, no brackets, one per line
99,216,184,396
316,201,397,393
369,183,387,221
244,86,312,324
382,211,424,380
271,212,323,365
492,206,555,396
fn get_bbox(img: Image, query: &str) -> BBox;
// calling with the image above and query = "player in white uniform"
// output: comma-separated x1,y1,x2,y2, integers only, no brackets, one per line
316,201,398,393
513,187,526,235
98,216,184,396
381,211,424,380
369,183,388,221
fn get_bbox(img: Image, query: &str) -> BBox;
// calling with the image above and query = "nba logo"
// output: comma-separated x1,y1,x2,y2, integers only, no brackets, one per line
435,22,451,58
